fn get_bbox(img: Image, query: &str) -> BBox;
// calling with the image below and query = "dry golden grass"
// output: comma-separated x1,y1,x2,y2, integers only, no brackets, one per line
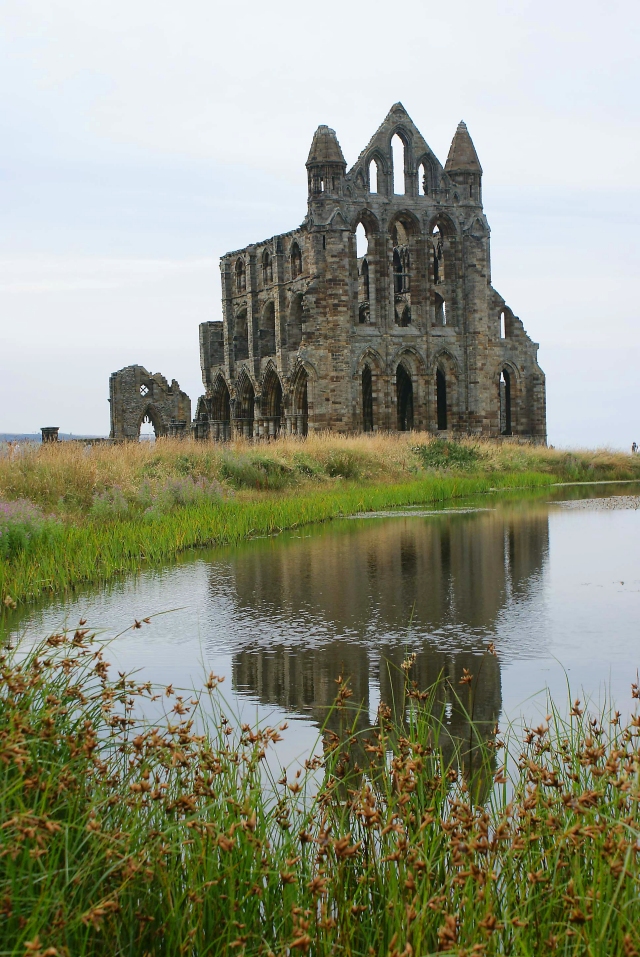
1,432,639,518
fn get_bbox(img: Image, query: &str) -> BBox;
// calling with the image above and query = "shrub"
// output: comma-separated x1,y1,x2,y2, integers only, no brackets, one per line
412,439,484,471
0,499,59,561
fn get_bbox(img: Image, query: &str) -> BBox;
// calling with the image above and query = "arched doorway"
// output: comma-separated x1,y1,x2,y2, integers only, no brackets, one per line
291,367,309,436
499,369,512,435
362,364,373,432
436,367,447,430
262,368,283,437
211,377,231,441
138,405,164,442
236,376,255,439
396,365,413,431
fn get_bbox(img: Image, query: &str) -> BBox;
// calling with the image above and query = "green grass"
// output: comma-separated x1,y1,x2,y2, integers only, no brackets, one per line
0,472,553,607
1,630,639,956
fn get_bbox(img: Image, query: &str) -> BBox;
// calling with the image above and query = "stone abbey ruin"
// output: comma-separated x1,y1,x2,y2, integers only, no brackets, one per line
110,103,546,442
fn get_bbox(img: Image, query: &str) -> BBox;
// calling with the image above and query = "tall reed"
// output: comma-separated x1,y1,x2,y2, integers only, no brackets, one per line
1,628,639,955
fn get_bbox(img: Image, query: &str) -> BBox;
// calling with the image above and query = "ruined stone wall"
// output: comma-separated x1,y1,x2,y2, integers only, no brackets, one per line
109,365,191,440
196,103,546,442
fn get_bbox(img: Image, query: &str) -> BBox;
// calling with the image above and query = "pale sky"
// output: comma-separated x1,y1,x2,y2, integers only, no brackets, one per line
1,0,638,447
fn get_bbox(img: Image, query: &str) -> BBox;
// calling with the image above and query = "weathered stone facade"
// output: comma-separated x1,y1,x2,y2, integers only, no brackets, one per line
196,103,546,441
109,365,191,440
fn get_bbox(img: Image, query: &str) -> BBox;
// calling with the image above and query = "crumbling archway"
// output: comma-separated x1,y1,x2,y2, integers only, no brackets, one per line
138,405,165,441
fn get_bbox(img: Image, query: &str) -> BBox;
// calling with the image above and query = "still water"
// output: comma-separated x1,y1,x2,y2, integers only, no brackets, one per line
5,485,640,765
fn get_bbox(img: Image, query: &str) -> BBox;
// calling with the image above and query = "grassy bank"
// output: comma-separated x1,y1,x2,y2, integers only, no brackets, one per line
1,629,639,956
2,432,639,607
1,471,551,606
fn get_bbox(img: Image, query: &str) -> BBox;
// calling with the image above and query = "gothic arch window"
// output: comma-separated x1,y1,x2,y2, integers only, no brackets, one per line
262,249,273,285
391,134,406,195
234,308,249,361
432,225,444,284
291,242,302,279
288,293,304,350
436,367,447,430
500,311,506,339
262,367,283,422
396,364,414,431
236,376,255,437
362,364,373,432
499,368,512,435
211,377,231,423
418,163,426,196
235,258,246,293
361,258,370,301
260,301,276,357
369,159,379,193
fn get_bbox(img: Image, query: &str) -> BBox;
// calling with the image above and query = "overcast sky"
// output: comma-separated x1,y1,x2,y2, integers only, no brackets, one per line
1,0,638,447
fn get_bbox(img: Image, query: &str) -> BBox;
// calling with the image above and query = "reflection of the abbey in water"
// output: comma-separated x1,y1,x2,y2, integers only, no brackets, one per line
221,508,548,795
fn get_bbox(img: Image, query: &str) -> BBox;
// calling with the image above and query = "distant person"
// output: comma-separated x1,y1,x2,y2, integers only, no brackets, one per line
632,442,638,454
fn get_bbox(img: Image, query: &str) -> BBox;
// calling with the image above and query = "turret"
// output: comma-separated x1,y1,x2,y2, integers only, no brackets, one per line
445,121,483,203
306,125,346,198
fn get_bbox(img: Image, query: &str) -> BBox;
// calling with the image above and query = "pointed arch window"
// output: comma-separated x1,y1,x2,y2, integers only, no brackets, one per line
368,159,379,193
234,308,249,361
418,163,426,196
291,242,302,279
235,258,246,293
391,134,406,195
396,364,414,431
262,249,273,285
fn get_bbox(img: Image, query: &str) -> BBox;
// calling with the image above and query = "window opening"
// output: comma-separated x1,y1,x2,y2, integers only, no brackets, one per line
432,226,444,284
362,365,373,432
235,259,246,293
355,223,368,258
500,311,506,339
391,134,405,195
260,301,276,358
436,368,447,430
262,250,273,285
499,369,512,435
234,309,249,361
369,159,378,193
396,365,414,431
434,296,446,326
288,293,304,350
139,384,149,397
418,163,426,196
291,242,302,278
361,259,370,301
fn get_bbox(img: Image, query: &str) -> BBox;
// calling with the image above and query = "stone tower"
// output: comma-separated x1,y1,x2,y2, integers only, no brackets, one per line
195,103,546,441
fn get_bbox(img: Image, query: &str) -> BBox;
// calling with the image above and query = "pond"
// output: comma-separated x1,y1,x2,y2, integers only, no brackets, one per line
4,484,640,768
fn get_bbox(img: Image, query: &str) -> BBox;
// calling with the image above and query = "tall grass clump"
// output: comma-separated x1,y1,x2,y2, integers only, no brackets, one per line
1,629,639,955
0,500,61,562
